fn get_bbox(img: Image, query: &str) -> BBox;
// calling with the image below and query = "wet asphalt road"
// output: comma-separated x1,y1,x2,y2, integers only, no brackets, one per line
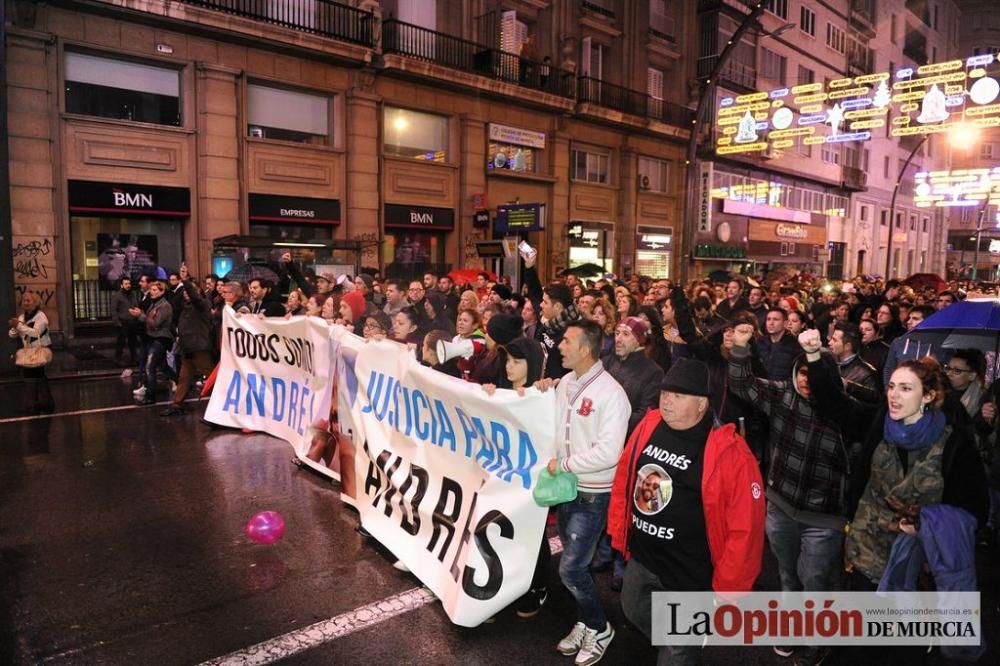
1,376,998,665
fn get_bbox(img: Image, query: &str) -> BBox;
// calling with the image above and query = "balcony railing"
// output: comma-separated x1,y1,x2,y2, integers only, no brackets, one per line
181,0,375,46
578,77,694,127
581,0,616,19
696,56,757,89
381,20,576,98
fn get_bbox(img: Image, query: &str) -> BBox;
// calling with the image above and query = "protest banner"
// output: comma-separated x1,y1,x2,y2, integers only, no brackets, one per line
333,327,557,627
205,309,338,478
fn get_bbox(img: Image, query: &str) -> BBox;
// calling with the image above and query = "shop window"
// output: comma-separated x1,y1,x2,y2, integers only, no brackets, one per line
488,142,538,173
382,233,447,280
247,83,330,145
638,157,669,193
64,51,181,126
383,106,449,162
572,148,610,184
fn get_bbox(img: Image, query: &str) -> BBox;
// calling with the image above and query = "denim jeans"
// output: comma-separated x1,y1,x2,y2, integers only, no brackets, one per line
765,502,844,593
145,338,178,400
557,491,610,630
621,558,702,666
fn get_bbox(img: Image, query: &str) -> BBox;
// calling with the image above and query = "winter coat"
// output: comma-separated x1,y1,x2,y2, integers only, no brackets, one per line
758,331,801,380
839,354,881,403
603,349,664,436
729,346,850,527
860,338,889,376
110,288,139,327
250,292,285,318
806,354,989,525
175,279,212,355
608,411,766,592
139,297,174,342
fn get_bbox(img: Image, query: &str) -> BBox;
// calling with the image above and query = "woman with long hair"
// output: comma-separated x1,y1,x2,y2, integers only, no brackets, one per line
875,302,905,344
590,296,618,360
806,351,988,600
285,288,306,317
8,291,54,412
392,306,424,347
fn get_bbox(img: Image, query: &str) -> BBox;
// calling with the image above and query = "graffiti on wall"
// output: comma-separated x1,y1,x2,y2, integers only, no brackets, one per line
12,237,55,283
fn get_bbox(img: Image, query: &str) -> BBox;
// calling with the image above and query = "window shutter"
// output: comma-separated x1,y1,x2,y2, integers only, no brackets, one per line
647,67,663,100
581,36,592,77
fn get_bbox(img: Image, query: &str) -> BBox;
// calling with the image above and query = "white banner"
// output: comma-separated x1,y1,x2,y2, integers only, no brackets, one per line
333,327,557,627
206,309,338,477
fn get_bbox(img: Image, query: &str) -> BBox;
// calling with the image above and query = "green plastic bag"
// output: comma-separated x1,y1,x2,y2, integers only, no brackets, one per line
532,468,578,507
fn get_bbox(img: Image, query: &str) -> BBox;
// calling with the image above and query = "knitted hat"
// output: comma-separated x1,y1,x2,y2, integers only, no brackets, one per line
616,316,649,345
486,313,524,345
341,292,366,322
357,274,374,291
491,283,513,300
317,272,336,284
660,358,711,397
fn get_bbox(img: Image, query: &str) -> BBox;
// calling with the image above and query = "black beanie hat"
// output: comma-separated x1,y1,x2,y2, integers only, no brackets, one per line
487,313,524,345
659,358,711,397
491,283,513,300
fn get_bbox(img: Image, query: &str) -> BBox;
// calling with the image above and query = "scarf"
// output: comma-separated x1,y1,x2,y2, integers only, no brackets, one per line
960,380,985,418
884,408,946,451
544,303,580,336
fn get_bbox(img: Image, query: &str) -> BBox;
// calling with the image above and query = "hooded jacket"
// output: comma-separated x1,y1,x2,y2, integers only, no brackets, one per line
728,345,850,527
608,410,765,592
603,349,664,436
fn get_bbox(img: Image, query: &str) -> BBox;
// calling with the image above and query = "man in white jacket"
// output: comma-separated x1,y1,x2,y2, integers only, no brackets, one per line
544,318,630,666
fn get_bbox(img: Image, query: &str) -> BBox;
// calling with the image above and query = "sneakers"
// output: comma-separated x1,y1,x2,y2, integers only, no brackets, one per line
160,405,184,417
792,646,830,666
169,380,178,395
515,587,548,618
557,622,589,655
773,645,797,658
132,385,147,397
575,622,614,665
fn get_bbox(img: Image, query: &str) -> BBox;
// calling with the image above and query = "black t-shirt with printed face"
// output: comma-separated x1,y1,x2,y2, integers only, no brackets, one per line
628,412,714,591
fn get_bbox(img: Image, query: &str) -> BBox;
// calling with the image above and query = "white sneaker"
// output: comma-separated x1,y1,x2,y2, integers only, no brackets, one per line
557,622,588,655
132,386,147,397
170,380,178,394
575,623,614,666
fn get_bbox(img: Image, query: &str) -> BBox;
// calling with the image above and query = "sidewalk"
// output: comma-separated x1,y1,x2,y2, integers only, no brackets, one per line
2,341,126,383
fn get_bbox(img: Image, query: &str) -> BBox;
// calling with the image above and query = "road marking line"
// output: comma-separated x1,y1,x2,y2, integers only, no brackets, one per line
0,397,208,424
198,535,565,666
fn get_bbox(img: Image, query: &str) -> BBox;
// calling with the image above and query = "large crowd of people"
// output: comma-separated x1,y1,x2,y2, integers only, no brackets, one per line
95,249,997,665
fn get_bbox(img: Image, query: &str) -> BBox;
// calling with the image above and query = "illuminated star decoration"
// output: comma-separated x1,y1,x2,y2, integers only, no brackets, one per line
826,103,845,136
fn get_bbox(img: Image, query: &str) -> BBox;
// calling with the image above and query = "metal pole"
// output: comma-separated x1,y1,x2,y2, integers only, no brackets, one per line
0,2,16,373
681,1,772,285
972,201,989,281
885,135,927,280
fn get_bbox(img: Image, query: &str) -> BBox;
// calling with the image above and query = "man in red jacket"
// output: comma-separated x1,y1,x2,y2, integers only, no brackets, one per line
608,358,765,665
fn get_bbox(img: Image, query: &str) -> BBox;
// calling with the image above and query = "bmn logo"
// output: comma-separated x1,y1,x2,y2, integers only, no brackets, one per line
113,190,153,208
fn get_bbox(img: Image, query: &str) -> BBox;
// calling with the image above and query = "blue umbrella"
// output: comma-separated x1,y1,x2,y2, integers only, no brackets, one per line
907,299,1000,378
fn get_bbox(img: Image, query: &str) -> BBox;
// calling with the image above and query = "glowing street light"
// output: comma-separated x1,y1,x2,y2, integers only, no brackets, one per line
947,123,979,149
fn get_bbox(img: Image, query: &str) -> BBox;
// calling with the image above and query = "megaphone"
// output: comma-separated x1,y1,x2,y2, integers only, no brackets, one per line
437,338,484,363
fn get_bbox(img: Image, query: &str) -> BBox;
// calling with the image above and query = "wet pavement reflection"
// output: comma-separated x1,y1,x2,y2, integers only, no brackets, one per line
1,377,998,665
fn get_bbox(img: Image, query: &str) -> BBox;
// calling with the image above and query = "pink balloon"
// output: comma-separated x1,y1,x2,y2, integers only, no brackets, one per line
245,511,286,545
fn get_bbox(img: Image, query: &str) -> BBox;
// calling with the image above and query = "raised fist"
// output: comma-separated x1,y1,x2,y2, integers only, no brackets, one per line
798,329,821,354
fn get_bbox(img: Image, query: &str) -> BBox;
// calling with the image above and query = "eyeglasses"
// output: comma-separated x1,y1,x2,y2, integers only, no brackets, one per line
943,366,972,374
363,322,384,331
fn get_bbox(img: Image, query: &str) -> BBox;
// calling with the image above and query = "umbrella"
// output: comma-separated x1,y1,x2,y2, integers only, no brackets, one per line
907,298,1000,379
708,269,732,283
224,263,279,285
903,273,947,293
559,263,605,278
448,268,497,286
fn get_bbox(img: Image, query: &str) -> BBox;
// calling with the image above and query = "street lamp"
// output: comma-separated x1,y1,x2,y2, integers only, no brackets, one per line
680,1,783,284
884,124,979,280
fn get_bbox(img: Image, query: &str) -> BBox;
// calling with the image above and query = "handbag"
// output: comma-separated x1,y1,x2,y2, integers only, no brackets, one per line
532,468,578,507
15,339,52,368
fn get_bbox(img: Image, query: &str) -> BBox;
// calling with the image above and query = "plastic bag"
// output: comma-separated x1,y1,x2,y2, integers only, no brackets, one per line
532,468,578,507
